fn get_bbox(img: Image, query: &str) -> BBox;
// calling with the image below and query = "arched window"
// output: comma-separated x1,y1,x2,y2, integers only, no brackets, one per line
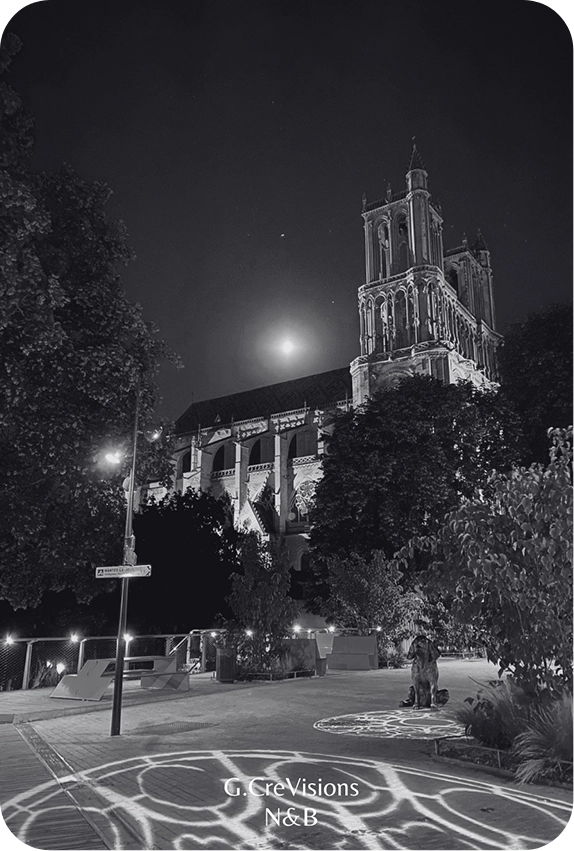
446,267,459,294
397,215,409,273
212,445,225,472
395,290,408,349
287,433,298,460
377,222,390,279
249,439,261,466
181,451,191,475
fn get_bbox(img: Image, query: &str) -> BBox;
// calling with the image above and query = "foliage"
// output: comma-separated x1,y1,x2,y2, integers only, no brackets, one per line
512,693,573,785
399,427,573,693
456,679,533,750
498,303,573,465
412,598,482,654
0,35,176,608
130,490,239,632
378,643,407,669
305,375,521,610
226,531,298,671
309,550,422,642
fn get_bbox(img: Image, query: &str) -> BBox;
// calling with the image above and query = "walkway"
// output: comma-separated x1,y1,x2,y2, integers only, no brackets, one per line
1,659,572,850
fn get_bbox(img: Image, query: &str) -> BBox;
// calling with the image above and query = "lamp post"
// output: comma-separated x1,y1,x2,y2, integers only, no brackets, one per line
110,378,141,737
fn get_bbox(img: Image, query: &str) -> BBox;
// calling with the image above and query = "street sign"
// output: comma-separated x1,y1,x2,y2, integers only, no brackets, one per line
95,565,152,579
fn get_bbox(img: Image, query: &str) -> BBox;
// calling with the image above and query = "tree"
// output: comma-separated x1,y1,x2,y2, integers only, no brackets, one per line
398,427,573,693
0,36,175,609
226,531,298,670
130,490,240,632
305,375,522,610
498,303,573,466
316,550,422,639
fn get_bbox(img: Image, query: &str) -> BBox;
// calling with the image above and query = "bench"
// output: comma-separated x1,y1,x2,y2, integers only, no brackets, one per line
50,655,189,701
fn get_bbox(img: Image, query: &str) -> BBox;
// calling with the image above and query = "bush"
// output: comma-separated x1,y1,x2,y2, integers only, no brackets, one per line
512,693,573,785
214,622,289,680
378,644,406,668
456,679,533,749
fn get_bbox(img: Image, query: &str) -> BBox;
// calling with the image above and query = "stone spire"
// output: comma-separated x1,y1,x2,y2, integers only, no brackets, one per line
408,138,425,172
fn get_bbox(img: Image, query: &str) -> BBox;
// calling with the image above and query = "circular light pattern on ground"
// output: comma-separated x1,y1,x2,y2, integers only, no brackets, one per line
2,749,570,850
315,708,466,739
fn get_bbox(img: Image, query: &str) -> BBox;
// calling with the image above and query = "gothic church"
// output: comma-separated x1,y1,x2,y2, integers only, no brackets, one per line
149,146,500,569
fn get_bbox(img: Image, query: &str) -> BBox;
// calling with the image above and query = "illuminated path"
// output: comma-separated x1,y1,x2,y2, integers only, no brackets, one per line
1,663,571,849
315,707,466,740
3,746,571,850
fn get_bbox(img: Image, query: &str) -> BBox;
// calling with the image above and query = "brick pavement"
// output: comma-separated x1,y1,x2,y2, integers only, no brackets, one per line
1,660,572,850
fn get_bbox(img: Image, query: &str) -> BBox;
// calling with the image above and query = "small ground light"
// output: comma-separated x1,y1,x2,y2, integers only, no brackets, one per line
56,663,66,674
328,626,335,633
245,629,253,637
375,627,382,632
210,632,217,638
293,625,301,633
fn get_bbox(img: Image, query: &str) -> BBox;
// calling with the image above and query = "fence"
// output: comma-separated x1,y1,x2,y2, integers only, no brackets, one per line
0,630,221,692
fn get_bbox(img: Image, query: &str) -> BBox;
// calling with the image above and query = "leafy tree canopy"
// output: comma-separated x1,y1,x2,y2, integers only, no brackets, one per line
305,375,522,610
314,550,422,639
226,531,299,670
498,302,573,465
130,490,240,633
398,427,573,693
0,35,175,609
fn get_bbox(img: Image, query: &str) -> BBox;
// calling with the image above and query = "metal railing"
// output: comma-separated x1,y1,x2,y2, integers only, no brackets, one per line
0,630,222,692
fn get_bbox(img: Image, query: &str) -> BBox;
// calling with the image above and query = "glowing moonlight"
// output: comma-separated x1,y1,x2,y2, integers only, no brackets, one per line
280,339,295,355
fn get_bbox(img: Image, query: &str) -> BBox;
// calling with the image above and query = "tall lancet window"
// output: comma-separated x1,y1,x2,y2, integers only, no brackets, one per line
395,290,408,349
446,266,459,294
397,215,409,273
377,222,390,280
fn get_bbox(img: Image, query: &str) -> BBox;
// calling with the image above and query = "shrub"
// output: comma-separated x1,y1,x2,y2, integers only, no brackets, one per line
456,679,533,749
512,693,573,785
378,644,406,668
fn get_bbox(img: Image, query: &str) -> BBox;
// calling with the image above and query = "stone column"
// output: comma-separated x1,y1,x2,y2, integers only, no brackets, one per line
274,431,288,534
234,441,250,516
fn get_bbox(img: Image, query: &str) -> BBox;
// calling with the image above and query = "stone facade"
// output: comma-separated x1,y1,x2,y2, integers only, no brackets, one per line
149,146,501,566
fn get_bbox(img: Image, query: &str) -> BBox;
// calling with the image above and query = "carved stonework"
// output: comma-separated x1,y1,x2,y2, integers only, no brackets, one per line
369,362,414,393
294,479,317,517
273,410,309,432
233,419,268,440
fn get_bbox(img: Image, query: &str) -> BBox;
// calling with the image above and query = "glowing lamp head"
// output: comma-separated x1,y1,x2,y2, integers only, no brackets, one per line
5,635,14,646
280,339,295,355
104,451,122,465
70,632,79,643
245,629,253,637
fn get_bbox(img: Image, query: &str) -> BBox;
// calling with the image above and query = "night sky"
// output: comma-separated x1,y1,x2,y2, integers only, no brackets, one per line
3,0,572,420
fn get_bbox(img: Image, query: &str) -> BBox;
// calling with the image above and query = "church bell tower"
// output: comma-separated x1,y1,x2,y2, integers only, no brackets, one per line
350,144,500,405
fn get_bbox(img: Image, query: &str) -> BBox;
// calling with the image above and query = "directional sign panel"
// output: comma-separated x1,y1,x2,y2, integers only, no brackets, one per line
95,565,152,579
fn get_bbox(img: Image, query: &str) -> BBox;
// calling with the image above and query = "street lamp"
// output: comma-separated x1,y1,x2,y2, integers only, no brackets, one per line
109,377,161,737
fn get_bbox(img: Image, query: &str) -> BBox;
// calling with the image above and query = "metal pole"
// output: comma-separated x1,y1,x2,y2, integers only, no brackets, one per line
111,377,140,737
77,639,86,672
22,641,35,690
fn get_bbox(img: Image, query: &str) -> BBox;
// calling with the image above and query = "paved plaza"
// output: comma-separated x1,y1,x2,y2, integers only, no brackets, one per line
0,658,572,850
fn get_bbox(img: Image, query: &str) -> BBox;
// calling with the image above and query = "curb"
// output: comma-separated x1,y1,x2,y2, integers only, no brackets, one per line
430,753,574,791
